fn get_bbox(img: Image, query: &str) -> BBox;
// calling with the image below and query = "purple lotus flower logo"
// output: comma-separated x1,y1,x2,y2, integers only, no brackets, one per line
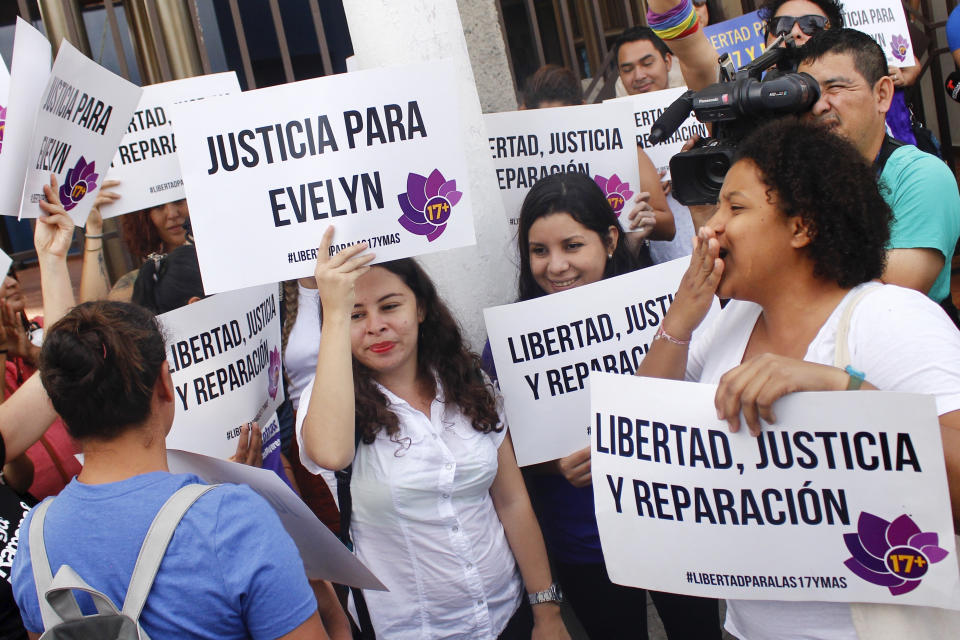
267,347,281,400
58,156,99,212
397,169,461,242
891,35,909,63
594,174,634,216
843,512,949,595
0,105,6,153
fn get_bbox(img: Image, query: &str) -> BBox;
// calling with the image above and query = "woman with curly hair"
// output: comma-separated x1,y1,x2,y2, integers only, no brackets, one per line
638,118,960,639
296,228,569,640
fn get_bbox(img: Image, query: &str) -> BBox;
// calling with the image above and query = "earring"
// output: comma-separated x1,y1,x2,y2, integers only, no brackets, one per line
608,252,613,259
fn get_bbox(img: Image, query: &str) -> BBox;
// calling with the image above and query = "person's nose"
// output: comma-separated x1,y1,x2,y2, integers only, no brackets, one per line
546,252,569,275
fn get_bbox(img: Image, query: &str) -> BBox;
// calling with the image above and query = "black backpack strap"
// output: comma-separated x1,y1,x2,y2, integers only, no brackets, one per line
335,428,375,639
874,135,905,178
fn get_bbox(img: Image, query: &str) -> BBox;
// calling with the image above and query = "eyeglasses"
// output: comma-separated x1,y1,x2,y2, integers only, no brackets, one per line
765,15,830,38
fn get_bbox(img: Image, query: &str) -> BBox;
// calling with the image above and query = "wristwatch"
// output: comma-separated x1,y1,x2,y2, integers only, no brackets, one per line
528,583,564,605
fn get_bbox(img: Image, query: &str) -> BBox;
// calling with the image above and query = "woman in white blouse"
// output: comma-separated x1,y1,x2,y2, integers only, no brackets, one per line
297,228,570,640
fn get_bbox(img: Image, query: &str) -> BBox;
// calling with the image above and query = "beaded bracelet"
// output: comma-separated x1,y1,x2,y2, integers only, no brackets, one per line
647,0,700,41
654,325,691,346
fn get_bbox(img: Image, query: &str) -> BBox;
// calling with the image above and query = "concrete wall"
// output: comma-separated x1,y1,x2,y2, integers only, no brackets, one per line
342,0,519,351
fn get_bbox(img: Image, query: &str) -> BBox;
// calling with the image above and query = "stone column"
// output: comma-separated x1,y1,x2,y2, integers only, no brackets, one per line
342,0,520,350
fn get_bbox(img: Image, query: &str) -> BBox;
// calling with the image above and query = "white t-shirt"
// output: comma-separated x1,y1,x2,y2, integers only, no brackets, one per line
296,379,523,639
686,283,960,640
284,284,321,411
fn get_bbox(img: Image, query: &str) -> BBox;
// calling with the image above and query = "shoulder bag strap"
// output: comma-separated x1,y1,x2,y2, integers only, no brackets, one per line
29,499,81,629
833,284,882,369
873,135,905,179
120,484,219,621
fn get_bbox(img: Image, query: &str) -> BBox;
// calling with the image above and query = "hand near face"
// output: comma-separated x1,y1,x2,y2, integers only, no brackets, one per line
313,226,375,319
715,355,849,435
1,300,29,359
662,226,723,340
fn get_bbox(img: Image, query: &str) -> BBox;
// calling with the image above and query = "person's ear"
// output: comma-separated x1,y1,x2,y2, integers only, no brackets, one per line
789,216,813,249
155,365,176,403
874,75,895,116
605,225,620,257
187,296,202,305
664,52,674,72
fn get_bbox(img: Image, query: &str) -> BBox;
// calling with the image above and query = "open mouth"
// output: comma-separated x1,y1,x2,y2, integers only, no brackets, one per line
718,248,729,260
549,277,580,289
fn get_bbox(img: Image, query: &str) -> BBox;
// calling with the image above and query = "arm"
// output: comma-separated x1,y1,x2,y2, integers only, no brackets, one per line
276,611,330,640
309,579,352,640
300,227,374,471
36,174,76,326
79,180,120,303
489,433,570,640
940,410,960,530
625,149,675,242
2,453,34,495
881,248,944,296
647,0,718,92
108,270,139,303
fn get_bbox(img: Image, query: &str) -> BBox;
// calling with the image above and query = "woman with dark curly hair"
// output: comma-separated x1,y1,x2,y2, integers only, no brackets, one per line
296,228,569,640
638,118,960,639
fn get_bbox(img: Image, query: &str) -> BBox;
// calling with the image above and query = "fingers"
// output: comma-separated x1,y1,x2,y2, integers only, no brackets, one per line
229,422,263,467
315,226,336,265
229,423,251,463
42,173,63,209
558,447,592,487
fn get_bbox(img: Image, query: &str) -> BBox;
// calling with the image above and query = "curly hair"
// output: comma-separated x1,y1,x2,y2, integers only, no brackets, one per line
733,119,890,288
354,260,501,444
40,301,166,441
758,0,844,32
121,209,165,263
517,172,639,301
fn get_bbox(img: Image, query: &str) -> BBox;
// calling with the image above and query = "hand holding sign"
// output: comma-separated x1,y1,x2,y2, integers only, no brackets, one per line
314,226,375,320
36,174,75,262
715,354,852,435
625,191,658,239
228,421,263,467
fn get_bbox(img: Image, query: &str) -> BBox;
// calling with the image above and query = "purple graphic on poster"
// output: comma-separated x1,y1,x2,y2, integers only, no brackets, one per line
891,34,909,63
594,174,634,216
267,347,281,400
397,169,461,242
843,512,950,595
58,156,99,211
0,105,6,154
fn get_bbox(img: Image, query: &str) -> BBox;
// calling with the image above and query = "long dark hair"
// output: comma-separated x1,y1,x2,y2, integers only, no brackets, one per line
131,244,205,314
517,172,638,301
354,260,501,444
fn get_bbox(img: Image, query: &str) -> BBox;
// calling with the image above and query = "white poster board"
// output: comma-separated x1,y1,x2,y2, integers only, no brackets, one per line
483,102,640,225
606,87,707,178
170,59,477,294
0,18,51,217
483,258,720,466
842,0,914,66
0,50,10,143
103,72,241,217
160,283,283,460
19,40,142,225
0,249,12,281
591,374,960,608
166,449,386,590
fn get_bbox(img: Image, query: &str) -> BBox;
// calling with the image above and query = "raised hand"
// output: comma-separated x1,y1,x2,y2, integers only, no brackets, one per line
229,422,264,467
313,226,375,320
36,174,76,262
625,191,658,239
85,178,121,236
661,226,723,341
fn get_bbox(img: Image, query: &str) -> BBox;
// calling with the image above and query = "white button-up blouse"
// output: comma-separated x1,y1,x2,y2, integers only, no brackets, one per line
296,378,524,639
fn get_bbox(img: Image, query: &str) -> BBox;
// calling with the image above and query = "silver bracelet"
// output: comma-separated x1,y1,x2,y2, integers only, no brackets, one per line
654,325,691,346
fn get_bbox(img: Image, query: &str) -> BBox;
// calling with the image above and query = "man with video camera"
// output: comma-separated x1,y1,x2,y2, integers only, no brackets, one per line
798,29,960,318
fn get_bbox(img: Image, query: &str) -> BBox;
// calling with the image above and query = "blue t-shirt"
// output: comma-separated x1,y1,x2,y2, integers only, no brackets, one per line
947,6,960,53
879,144,960,304
12,472,316,639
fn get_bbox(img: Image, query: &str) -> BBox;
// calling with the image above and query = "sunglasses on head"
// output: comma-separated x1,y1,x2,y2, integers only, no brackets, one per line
765,15,830,38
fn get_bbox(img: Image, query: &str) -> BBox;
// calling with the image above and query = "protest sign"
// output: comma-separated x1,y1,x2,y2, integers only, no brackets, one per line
0,18,51,217
591,374,960,607
0,51,9,141
843,0,914,66
170,59,476,294
166,449,386,590
606,87,708,178
160,283,283,460
19,40,142,225
483,102,639,225
102,72,241,217
703,11,767,71
483,258,720,466
0,249,11,283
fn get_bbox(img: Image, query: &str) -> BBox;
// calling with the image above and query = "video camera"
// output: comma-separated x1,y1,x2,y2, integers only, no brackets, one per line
650,37,820,205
